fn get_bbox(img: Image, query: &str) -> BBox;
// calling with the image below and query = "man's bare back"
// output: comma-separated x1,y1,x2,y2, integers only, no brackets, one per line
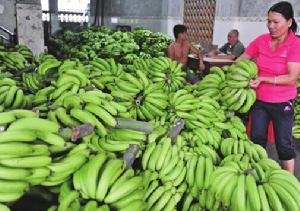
168,41,192,65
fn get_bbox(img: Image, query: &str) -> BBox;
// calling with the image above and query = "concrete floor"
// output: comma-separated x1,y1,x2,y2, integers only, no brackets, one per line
266,140,300,180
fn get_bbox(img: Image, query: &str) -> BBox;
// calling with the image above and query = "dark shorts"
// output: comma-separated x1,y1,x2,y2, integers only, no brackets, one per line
250,99,296,160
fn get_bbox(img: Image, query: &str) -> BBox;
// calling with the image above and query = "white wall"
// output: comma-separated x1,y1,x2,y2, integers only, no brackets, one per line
213,17,268,48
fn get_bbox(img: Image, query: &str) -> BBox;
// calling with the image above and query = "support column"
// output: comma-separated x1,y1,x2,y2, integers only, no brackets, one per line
49,0,59,34
16,0,44,55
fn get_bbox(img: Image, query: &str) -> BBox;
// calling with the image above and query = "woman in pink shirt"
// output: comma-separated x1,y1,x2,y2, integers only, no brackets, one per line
240,1,300,174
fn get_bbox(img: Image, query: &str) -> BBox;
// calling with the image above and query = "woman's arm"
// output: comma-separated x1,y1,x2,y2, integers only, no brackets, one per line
250,62,300,88
236,52,252,60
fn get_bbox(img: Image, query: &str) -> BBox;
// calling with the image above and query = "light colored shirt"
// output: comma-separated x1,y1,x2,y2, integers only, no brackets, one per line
245,31,300,103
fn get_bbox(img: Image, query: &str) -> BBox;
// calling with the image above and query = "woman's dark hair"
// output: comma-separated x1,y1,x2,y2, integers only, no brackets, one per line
268,1,297,32
173,24,187,39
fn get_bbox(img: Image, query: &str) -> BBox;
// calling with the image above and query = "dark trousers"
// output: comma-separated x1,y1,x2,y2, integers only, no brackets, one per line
250,100,296,160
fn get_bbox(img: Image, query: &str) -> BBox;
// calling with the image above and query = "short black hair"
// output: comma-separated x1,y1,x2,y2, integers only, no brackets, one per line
173,24,187,39
230,29,239,37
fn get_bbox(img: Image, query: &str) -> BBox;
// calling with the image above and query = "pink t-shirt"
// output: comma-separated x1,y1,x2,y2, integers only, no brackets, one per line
245,31,300,103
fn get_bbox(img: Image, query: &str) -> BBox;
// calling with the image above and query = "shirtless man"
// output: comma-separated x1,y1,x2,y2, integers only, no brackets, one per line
168,24,205,71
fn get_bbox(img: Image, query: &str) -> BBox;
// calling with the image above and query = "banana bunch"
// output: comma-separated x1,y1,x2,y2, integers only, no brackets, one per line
0,203,10,211
0,51,28,71
0,113,67,202
192,127,222,150
73,154,144,207
142,138,188,187
22,72,42,93
167,91,226,130
167,89,215,129
89,58,124,90
144,179,186,210
47,89,128,137
111,73,168,120
208,162,300,211
181,190,220,211
185,155,215,193
57,62,90,89
220,138,268,161
188,144,220,165
89,128,146,153
0,78,29,109
42,143,89,187
260,169,300,211
15,44,34,61
37,57,61,76
126,58,150,73
220,59,258,113
53,181,81,211
149,57,186,92
195,66,225,100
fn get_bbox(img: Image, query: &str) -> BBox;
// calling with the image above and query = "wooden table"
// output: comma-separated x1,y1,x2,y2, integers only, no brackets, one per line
203,57,234,67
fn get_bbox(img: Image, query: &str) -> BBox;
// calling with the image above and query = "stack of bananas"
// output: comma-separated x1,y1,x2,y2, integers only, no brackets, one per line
89,128,146,153
177,154,217,211
0,51,28,71
126,58,150,74
167,90,226,130
183,127,222,150
0,78,31,110
48,182,112,211
110,72,168,120
73,154,144,209
144,179,187,210
14,44,34,61
49,90,122,136
149,57,186,93
195,66,225,100
37,57,61,77
42,143,90,187
22,72,42,93
220,138,268,162
220,59,257,113
208,161,300,211
89,58,124,90
0,112,69,202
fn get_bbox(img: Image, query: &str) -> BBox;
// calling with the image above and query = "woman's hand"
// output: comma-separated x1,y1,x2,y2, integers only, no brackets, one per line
249,78,262,88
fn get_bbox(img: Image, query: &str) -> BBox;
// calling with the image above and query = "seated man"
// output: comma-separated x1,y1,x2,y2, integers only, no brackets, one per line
209,29,244,60
168,24,205,72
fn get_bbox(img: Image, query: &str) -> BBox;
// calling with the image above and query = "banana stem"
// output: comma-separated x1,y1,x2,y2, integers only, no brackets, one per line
115,118,153,134
135,94,144,106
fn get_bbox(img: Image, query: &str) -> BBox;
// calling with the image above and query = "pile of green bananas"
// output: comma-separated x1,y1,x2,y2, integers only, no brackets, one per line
208,161,300,211
42,143,90,187
110,72,168,121
149,57,186,93
220,59,257,113
90,128,146,153
220,138,268,161
195,66,225,100
0,111,68,203
0,41,300,211
14,44,34,61
167,91,225,130
73,154,143,206
88,58,124,90
0,51,28,71
48,27,171,63
0,78,32,110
